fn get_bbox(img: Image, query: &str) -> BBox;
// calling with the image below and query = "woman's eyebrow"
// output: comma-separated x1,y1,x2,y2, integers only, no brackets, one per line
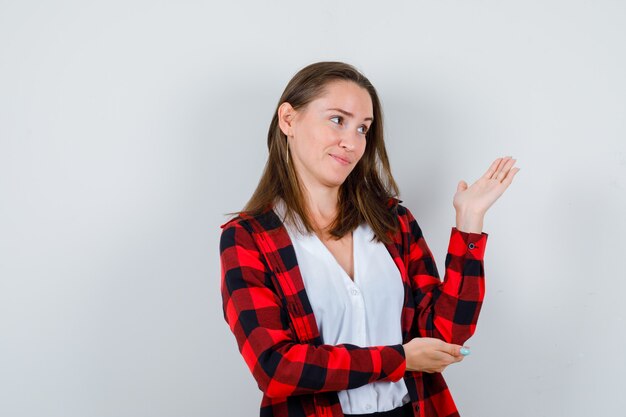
326,107,373,122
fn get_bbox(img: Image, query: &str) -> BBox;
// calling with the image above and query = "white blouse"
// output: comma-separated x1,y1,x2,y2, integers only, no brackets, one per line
273,199,410,414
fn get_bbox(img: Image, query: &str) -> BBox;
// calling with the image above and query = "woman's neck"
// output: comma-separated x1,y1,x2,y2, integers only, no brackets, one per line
302,184,340,232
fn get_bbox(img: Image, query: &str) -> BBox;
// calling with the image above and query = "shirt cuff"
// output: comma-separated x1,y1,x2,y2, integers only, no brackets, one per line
448,227,488,260
383,344,407,381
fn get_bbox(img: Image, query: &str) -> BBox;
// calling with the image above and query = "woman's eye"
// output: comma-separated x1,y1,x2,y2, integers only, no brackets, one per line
330,116,342,124
358,125,368,134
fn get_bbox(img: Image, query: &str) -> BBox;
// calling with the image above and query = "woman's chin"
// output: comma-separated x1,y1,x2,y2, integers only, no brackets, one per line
315,174,346,188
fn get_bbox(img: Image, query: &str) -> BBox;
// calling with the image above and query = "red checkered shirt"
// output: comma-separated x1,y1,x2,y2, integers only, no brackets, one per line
220,198,488,417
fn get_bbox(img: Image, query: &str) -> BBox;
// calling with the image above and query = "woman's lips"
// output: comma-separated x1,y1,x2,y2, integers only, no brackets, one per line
329,154,350,165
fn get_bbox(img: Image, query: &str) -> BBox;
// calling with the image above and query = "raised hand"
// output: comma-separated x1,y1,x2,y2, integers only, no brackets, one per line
453,156,520,217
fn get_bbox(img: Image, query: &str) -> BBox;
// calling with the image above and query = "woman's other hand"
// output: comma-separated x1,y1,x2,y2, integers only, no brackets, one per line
402,337,468,373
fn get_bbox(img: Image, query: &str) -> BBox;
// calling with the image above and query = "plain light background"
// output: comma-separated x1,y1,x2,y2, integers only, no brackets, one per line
1,1,625,416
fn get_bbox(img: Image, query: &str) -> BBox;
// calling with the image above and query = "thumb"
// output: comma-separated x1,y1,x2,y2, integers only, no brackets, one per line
457,180,468,192
441,343,463,357
446,344,471,358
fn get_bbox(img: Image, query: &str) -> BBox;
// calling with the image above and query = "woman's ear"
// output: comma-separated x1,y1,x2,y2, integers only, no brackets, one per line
277,102,296,137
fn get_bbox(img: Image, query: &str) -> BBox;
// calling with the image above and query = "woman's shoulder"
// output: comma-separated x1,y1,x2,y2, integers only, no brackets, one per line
219,212,268,253
386,198,423,238
387,197,411,217
220,204,283,234
220,214,247,231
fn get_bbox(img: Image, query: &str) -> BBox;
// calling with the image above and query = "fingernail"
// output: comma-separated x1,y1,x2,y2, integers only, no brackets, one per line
460,347,471,356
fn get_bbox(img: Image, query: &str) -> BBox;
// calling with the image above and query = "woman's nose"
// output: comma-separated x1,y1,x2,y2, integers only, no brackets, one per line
339,133,358,151
340,141,355,151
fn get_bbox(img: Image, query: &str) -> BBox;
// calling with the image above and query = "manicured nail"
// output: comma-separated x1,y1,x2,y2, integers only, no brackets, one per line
460,347,471,356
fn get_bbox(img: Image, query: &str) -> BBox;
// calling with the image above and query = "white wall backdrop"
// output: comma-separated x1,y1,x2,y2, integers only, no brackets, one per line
1,1,625,416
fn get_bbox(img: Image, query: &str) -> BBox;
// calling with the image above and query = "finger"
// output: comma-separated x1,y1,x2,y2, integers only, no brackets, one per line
502,167,520,186
429,358,455,374
489,157,509,181
437,342,463,357
439,350,464,363
429,350,454,364
503,157,517,172
493,156,514,182
442,353,463,366
498,158,517,182
481,158,502,180
494,157,512,180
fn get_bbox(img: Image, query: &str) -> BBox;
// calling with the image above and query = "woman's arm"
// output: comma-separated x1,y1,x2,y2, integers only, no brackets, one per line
402,206,488,346
220,220,406,398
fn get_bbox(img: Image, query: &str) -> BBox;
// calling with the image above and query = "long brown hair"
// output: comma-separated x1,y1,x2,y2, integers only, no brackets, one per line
234,61,401,244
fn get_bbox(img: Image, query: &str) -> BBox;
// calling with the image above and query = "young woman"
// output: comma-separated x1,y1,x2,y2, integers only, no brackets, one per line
220,61,519,417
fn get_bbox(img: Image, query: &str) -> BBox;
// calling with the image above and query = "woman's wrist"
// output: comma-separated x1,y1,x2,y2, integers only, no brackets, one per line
455,210,485,234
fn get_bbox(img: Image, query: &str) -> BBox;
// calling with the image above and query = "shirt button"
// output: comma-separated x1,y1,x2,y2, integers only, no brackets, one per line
350,288,359,296
468,242,475,249
365,404,372,410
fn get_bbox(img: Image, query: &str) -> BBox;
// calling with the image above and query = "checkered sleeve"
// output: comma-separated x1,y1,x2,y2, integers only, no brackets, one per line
403,207,488,345
220,220,407,398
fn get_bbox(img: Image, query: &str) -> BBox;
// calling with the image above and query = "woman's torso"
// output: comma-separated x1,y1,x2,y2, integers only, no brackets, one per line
273,199,411,414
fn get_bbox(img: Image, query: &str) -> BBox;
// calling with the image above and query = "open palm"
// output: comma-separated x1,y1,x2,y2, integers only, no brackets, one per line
453,156,520,215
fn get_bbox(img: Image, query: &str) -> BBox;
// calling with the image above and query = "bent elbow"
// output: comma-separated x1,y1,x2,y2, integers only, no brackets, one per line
249,347,297,399
263,382,293,399
252,372,294,398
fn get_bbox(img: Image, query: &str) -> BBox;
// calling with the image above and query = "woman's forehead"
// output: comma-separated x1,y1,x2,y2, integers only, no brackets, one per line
311,81,373,118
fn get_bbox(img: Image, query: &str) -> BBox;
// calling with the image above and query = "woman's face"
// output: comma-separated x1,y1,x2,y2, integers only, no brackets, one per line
279,80,373,193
